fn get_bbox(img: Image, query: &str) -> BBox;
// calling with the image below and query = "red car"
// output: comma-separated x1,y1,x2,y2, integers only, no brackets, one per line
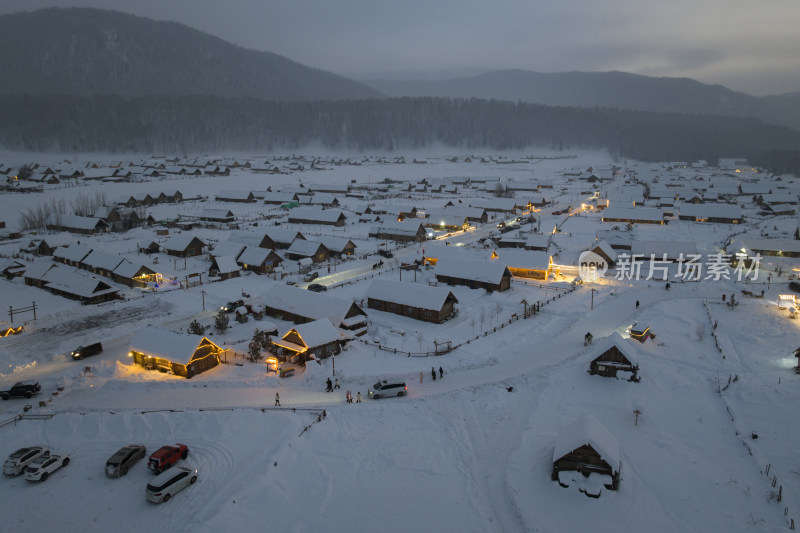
148,444,189,475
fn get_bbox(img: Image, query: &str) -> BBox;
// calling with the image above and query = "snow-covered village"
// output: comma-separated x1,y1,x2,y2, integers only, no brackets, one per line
0,149,799,532
2,2,800,532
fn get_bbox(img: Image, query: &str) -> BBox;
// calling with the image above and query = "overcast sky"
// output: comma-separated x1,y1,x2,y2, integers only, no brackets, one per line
2,0,798,96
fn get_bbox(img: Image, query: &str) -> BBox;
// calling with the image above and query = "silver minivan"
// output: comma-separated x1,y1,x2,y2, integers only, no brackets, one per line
146,466,198,503
368,379,407,399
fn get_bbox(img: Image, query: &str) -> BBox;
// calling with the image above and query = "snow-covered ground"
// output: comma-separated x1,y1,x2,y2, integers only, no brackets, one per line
1,149,799,532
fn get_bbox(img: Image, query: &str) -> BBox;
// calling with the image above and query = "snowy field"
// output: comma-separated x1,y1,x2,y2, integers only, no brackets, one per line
1,149,799,532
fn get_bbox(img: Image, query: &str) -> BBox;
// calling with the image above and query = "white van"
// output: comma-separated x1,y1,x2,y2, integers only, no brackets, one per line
146,466,198,503
368,379,407,399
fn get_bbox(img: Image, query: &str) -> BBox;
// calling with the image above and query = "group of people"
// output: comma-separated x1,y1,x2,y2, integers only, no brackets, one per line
345,390,361,403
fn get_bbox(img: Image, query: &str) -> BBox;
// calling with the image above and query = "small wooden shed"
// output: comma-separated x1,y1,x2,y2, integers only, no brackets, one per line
552,415,620,493
589,333,639,378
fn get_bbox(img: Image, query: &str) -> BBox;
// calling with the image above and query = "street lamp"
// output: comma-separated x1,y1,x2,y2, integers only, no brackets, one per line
520,298,529,318
590,288,598,310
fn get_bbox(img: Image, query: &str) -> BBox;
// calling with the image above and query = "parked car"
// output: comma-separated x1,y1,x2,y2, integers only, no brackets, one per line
220,300,244,313
377,249,394,258
148,444,188,475
304,271,319,282
71,342,103,360
285,280,298,286
368,379,407,399
24,453,69,482
307,283,327,292
3,446,50,476
106,445,147,478
789,281,800,294
0,381,41,400
146,466,198,503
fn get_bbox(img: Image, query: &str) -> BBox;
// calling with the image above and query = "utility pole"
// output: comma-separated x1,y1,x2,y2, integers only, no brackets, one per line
590,288,598,310
201,290,206,311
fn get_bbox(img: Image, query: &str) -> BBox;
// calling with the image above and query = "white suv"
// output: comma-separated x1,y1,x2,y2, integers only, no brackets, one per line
3,446,50,476
146,466,198,503
368,379,407,399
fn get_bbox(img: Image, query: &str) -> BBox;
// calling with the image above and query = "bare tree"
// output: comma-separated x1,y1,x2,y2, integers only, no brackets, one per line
479,307,487,331
18,198,68,231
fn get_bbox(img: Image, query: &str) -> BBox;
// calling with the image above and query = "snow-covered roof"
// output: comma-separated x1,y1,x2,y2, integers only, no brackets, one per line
43,266,117,298
366,279,458,311
467,198,522,211
213,255,241,274
199,208,234,220
216,190,254,201
524,234,551,250
237,246,275,266
263,229,304,245
22,260,55,281
370,220,425,236
592,241,618,263
258,284,366,326
592,332,639,365
81,249,124,271
678,203,742,220
54,214,106,231
278,318,343,350
162,234,204,251
435,257,510,285
553,415,620,473
263,192,299,203
490,249,551,272
112,259,154,278
287,207,345,223
287,239,325,257
730,238,800,255
315,236,355,253
129,326,218,365
602,207,664,222
54,243,93,263
630,240,697,260
211,240,247,260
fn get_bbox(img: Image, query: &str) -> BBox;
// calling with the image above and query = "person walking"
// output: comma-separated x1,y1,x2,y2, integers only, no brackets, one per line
346,390,352,403
326,378,333,392
420,371,423,384
431,367,436,381
274,392,280,406
356,391,362,403
334,378,341,389
635,300,640,310
439,366,444,379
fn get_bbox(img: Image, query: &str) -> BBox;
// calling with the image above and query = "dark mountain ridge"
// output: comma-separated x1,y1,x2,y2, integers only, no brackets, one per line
0,7,382,101
367,70,800,131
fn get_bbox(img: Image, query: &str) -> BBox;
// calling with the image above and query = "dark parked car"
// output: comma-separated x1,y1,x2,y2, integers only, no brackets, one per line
71,342,103,360
220,300,244,313
789,281,800,294
377,249,394,258
106,445,147,478
307,283,327,292
1,381,41,400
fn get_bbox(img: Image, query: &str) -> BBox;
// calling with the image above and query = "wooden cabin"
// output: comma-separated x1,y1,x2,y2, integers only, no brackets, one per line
129,326,223,379
589,333,639,378
366,280,458,324
272,318,343,363
552,415,621,493
162,235,205,257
